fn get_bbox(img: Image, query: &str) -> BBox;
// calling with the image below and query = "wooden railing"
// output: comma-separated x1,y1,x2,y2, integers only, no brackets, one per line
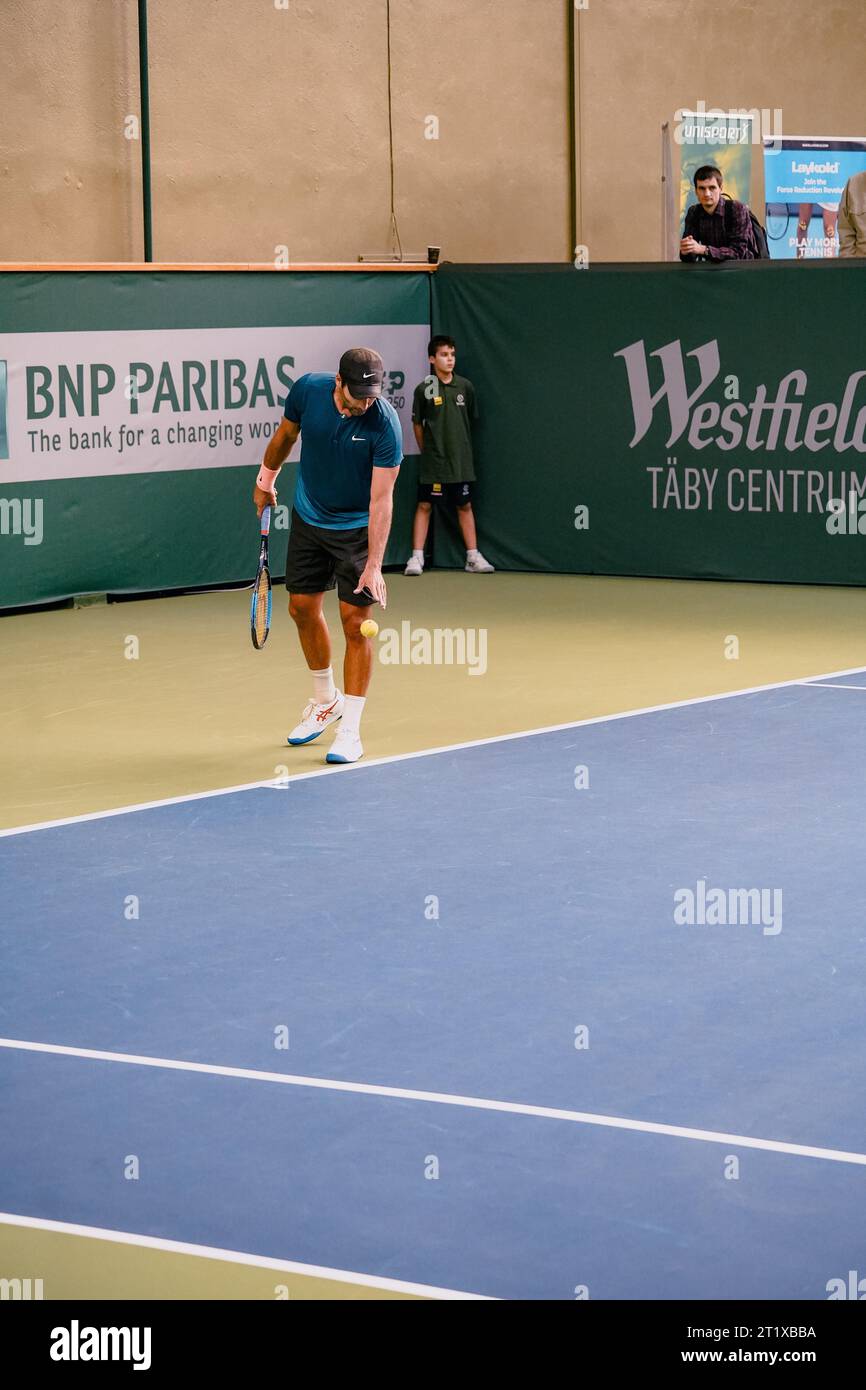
0,262,437,272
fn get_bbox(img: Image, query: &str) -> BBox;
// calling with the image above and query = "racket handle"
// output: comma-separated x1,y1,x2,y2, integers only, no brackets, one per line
260,505,272,536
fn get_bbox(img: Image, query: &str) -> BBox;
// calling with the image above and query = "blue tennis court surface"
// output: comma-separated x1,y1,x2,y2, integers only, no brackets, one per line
3,674,866,1299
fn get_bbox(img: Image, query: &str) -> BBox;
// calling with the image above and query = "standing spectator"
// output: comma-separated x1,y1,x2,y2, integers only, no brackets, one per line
838,171,866,257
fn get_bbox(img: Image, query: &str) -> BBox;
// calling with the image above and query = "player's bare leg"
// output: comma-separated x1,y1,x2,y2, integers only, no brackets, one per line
286,592,344,746
339,600,374,697
322,600,375,764
797,203,812,258
823,209,837,257
288,591,331,668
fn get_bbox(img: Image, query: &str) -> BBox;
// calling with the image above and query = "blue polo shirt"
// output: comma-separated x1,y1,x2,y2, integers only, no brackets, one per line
284,373,403,529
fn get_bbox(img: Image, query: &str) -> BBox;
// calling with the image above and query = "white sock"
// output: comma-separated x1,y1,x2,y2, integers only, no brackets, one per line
312,666,336,703
466,548,480,560
341,694,366,736
412,549,424,561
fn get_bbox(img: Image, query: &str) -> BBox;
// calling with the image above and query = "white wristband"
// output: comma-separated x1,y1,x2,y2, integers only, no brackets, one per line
257,465,279,490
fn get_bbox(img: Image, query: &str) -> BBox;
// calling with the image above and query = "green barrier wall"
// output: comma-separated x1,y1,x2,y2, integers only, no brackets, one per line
5,262,866,607
431,261,866,584
0,271,430,608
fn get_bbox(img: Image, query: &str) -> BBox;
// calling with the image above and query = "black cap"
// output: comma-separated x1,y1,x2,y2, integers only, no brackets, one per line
338,347,385,398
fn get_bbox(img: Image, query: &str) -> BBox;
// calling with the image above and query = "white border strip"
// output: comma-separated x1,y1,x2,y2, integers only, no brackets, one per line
0,777,273,838
0,1211,490,1300
3,662,866,839
2,1037,864,1167
799,682,866,691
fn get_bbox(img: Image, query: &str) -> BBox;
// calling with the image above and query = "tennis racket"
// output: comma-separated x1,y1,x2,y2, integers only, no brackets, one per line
250,505,272,650
766,204,790,241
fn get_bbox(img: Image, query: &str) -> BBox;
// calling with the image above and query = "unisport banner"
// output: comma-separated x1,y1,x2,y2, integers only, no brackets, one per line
677,111,754,232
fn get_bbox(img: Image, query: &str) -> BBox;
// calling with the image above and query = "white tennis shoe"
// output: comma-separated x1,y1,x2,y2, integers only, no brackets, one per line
287,691,344,745
326,727,364,764
465,552,495,572
404,555,424,575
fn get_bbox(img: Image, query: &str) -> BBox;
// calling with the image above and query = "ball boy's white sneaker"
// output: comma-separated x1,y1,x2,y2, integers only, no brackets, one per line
465,552,495,572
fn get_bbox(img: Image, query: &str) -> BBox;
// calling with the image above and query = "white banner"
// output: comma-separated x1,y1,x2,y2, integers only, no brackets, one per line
0,323,427,483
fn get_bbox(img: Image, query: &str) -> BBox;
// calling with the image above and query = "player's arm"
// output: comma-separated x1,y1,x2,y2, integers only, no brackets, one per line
253,416,300,514
356,464,400,608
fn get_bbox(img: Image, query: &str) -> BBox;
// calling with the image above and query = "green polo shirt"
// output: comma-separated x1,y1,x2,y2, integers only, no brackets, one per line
412,373,478,484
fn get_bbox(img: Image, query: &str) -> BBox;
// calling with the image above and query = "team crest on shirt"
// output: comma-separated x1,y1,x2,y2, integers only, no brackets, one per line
456,393,465,405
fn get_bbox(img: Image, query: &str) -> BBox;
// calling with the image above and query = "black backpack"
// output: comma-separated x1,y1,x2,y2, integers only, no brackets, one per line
722,193,771,259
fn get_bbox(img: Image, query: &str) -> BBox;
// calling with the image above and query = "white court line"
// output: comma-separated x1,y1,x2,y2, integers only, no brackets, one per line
799,682,866,691
0,775,277,838
2,1037,864,1168
0,1211,490,1300
3,660,866,840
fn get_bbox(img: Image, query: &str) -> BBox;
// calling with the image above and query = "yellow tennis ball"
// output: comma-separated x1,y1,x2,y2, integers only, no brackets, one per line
360,618,379,638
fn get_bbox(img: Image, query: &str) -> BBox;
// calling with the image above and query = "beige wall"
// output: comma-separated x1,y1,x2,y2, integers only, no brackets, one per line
0,0,571,263
0,0,142,260
1,0,864,265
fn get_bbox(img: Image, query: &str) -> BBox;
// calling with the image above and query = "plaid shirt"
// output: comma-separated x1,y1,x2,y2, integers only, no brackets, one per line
681,196,756,261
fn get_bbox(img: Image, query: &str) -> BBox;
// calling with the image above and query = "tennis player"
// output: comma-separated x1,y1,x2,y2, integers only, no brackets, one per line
252,348,402,764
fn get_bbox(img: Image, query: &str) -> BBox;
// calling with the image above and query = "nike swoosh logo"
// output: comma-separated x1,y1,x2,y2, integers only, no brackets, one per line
362,371,377,378
351,435,365,441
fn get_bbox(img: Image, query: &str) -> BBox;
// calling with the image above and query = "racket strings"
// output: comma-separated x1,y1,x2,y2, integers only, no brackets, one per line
254,570,270,645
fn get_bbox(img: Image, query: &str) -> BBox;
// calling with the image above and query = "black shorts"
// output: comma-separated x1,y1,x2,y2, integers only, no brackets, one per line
417,481,474,506
285,508,374,607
